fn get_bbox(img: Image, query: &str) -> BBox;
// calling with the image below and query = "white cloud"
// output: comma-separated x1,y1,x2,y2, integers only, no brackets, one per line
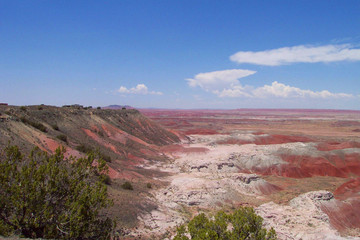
186,69,353,99
230,44,360,66
117,84,162,95
186,69,256,91
251,81,353,98
214,85,253,98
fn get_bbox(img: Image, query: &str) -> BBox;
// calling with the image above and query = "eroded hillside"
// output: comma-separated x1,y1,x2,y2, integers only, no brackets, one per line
2,106,360,239
0,105,181,231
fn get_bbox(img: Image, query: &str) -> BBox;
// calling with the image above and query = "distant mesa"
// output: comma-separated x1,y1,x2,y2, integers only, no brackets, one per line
105,105,134,110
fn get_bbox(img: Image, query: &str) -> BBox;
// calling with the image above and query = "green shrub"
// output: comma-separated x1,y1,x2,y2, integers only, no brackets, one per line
100,152,112,163
20,106,26,111
174,207,277,240
38,106,43,110
51,124,60,131
76,145,111,162
100,174,111,185
147,183,152,189
97,106,101,109
56,134,68,143
121,181,133,190
20,117,47,133
76,144,94,154
0,145,114,239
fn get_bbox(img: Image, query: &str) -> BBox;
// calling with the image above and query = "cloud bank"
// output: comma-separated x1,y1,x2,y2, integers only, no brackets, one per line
230,44,360,66
187,70,353,99
117,84,162,95
186,69,256,91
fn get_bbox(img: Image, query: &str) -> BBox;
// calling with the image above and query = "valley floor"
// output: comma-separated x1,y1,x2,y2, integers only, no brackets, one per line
130,109,360,239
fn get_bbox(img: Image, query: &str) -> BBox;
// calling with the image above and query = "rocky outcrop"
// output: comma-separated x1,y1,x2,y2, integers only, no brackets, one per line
257,191,350,240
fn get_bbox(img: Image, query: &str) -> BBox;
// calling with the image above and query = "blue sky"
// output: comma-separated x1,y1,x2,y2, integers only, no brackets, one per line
1,0,360,109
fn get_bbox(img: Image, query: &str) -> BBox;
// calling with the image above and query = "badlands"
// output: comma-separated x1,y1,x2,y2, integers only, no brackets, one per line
137,109,360,239
1,106,360,239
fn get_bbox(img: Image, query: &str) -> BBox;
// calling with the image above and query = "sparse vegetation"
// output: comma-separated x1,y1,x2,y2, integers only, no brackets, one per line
100,153,112,162
20,116,47,132
174,207,277,240
76,144,111,162
51,124,60,131
76,143,94,153
122,181,133,190
56,134,68,143
20,106,26,111
97,130,105,137
101,174,112,185
0,145,114,239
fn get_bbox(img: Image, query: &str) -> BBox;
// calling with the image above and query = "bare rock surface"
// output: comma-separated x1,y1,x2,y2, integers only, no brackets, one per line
135,134,359,239
257,191,356,240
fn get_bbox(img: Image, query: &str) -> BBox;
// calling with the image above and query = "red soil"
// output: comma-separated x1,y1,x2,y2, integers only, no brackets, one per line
332,120,360,127
256,182,282,195
317,141,360,151
184,128,220,135
321,197,360,232
82,128,123,155
108,165,144,180
334,178,360,200
139,148,158,157
257,153,360,178
101,123,153,148
252,131,265,135
167,129,188,141
37,134,81,158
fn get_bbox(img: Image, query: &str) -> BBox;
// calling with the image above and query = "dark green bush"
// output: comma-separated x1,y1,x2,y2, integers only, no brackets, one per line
121,181,133,190
100,174,111,185
51,124,59,131
0,146,114,239
20,117,47,133
56,134,68,143
174,207,277,240
100,153,112,163
76,144,94,154
76,145,111,162
20,106,26,111
146,183,152,189
97,106,101,109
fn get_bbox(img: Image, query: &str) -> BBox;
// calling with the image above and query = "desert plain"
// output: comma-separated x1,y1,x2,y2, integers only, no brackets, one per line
136,108,360,239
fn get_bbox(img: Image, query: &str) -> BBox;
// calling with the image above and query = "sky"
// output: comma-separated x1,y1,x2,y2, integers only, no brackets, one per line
1,0,360,109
